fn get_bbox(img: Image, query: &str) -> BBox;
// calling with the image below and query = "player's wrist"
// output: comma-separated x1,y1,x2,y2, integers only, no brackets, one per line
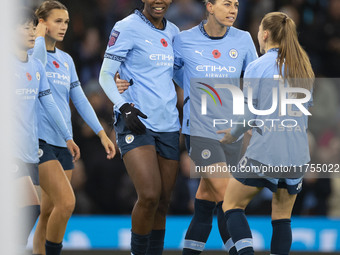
119,103,130,112
119,103,133,114
97,129,107,139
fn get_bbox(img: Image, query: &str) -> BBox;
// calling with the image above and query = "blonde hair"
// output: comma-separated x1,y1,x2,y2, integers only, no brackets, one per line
261,12,314,91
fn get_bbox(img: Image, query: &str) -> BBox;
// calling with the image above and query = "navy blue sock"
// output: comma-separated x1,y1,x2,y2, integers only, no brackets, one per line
182,199,216,254
45,240,62,255
146,229,165,255
271,219,292,255
131,231,151,255
225,209,254,255
20,205,40,246
216,202,237,255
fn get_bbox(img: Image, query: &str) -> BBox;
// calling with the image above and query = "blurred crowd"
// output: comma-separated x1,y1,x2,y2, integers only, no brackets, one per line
24,0,340,217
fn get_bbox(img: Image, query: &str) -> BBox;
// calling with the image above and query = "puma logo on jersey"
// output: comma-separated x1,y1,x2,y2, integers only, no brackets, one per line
145,40,153,45
195,50,204,56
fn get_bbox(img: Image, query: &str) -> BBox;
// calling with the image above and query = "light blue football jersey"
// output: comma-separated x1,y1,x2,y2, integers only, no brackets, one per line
173,21,258,139
36,47,103,147
242,48,313,166
12,56,71,163
103,10,180,132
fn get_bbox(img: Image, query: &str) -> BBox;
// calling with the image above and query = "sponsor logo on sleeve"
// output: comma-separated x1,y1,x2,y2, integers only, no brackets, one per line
108,30,120,47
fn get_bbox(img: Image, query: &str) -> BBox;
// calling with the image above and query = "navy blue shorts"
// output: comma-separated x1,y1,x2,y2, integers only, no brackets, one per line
185,135,242,167
235,156,303,195
11,158,39,185
114,113,180,161
38,140,74,170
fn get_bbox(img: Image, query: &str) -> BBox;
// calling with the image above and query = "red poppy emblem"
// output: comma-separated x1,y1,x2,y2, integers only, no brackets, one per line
212,50,221,58
26,72,32,81
53,61,60,68
161,38,168,47
108,36,117,47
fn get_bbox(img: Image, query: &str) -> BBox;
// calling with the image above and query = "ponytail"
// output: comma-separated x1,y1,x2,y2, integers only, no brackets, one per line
261,12,314,92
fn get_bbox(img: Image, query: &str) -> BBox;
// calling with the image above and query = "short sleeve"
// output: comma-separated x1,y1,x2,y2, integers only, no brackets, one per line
242,32,258,72
104,21,135,62
173,34,184,70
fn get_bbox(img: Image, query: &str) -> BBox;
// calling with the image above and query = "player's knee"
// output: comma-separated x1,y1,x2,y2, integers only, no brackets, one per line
60,201,75,219
271,202,294,220
138,191,160,210
40,211,51,221
59,196,75,218
157,198,170,215
271,206,292,220
196,188,213,201
222,201,247,212
215,189,225,202
39,206,52,219
271,210,292,221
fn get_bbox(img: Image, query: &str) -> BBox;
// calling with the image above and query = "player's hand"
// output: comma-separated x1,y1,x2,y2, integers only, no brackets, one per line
217,128,237,144
115,73,131,94
35,19,47,38
66,139,80,162
98,130,116,159
119,103,147,135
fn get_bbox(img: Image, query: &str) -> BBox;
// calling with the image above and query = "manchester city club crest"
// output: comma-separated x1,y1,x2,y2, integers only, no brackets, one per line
38,148,44,158
201,149,211,159
229,49,238,59
125,134,134,144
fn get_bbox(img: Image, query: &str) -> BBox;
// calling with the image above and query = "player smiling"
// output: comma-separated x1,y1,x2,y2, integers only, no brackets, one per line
99,0,180,254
